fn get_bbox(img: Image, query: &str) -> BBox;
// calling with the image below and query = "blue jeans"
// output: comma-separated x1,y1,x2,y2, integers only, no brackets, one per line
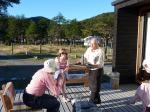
23,90,60,112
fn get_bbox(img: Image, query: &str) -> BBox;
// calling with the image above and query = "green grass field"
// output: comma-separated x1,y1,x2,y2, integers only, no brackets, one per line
0,44,112,63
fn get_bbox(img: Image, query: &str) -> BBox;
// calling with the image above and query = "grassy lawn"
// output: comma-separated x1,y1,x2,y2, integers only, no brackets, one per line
0,44,86,61
0,44,112,63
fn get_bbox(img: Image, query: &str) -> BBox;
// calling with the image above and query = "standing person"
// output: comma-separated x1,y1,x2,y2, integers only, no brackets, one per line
54,48,70,102
23,59,60,112
81,37,104,104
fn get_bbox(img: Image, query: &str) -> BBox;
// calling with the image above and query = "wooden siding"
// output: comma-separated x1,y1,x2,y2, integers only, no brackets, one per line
113,8,139,83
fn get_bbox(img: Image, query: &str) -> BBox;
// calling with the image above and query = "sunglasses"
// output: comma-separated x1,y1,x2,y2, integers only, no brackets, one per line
61,52,67,55
49,72,54,75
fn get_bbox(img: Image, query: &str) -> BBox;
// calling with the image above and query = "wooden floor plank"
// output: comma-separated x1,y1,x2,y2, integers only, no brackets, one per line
0,99,3,111
0,84,143,112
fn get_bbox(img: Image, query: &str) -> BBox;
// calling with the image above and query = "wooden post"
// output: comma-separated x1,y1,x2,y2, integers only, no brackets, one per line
69,45,71,53
40,43,42,54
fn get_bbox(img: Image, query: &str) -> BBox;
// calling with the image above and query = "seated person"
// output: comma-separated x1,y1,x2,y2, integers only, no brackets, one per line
54,48,70,102
128,80,150,112
22,59,60,112
127,59,150,112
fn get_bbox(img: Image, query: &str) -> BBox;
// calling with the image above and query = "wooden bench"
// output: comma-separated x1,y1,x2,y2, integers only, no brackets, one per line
0,82,46,112
67,65,89,87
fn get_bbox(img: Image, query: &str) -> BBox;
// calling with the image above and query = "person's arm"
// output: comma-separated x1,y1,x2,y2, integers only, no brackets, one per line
130,94,141,104
63,60,69,72
55,57,60,69
45,74,60,97
130,84,144,104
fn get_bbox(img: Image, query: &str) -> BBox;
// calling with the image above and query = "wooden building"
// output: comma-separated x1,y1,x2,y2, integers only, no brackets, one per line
112,0,150,83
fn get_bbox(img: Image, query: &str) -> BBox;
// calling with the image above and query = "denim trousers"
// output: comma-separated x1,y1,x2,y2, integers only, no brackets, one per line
23,90,60,112
89,68,103,103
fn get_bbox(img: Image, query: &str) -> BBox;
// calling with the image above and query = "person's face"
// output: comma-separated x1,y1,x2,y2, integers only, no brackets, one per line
145,64,148,68
60,52,67,59
90,40,98,50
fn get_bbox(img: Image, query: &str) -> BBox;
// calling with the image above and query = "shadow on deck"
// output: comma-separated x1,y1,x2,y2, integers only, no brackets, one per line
0,83,142,112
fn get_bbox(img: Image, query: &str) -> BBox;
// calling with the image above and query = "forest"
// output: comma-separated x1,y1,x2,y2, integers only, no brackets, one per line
0,0,114,47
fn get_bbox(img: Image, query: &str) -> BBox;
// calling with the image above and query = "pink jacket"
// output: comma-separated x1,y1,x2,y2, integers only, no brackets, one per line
26,68,61,96
133,82,150,112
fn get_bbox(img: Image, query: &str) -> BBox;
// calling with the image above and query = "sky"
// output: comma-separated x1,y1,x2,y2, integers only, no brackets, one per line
7,0,114,21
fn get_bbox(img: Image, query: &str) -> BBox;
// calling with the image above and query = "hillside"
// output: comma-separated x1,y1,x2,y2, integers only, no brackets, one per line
80,12,114,28
26,16,52,23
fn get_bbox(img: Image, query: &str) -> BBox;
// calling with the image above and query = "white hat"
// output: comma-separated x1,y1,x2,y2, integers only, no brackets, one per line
43,59,56,73
142,59,150,73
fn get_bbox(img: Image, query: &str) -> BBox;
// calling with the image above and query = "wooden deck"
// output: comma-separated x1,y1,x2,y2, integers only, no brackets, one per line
0,83,142,112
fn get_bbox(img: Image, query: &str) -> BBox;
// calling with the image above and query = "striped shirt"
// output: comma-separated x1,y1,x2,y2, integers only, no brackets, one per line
55,57,69,70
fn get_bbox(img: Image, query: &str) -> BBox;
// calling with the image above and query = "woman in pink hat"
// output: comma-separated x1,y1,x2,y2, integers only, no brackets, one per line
23,59,60,112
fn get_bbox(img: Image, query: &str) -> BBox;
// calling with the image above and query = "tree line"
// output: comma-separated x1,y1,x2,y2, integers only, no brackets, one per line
0,12,114,45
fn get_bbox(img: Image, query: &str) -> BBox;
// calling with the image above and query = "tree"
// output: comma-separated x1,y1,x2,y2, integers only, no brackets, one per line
0,0,20,15
14,15,27,44
37,18,49,42
7,16,18,44
50,13,66,44
70,19,82,42
80,12,114,59
0,15,8,43
52,12,66,24
96,13,114,59
25,21,38,44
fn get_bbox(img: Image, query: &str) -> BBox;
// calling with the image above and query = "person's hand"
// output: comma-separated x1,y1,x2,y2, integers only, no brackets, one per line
64,67,69,72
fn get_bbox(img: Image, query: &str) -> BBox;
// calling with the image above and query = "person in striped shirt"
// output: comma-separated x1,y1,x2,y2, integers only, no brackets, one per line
54,48,70,102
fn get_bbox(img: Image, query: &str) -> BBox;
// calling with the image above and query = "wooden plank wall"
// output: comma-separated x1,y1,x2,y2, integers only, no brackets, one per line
113,7,139,83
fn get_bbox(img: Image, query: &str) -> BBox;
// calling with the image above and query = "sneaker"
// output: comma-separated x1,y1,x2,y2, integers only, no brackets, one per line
71,99,76,105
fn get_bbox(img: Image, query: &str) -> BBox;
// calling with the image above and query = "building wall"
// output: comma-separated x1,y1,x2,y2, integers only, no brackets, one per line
113,7,139,83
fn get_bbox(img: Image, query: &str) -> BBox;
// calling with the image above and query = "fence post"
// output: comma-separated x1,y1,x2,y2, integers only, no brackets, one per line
11,42,14,55
40,43,42,54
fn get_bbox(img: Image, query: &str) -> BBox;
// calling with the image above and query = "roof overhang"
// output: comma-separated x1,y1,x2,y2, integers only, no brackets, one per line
112,0,128,6
112,0,150,9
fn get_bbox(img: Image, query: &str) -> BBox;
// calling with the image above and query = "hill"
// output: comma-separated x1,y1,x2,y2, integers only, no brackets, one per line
80,12,114,28
26,16,52,23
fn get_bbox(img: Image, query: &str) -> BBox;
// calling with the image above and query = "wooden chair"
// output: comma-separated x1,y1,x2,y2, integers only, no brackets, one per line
0,82,46,112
